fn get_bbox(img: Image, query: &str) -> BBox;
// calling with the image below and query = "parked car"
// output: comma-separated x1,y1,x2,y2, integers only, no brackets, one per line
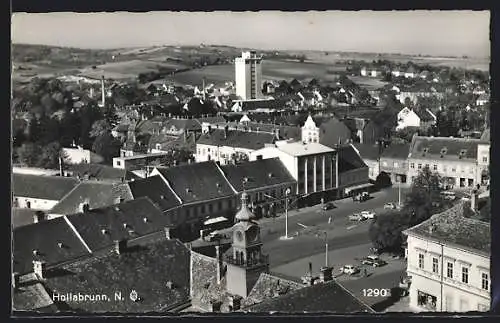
322,202,335,210
340,264,360,275
360,210,376,219
348,213,365,221
361,255,387,267
384,202,396,209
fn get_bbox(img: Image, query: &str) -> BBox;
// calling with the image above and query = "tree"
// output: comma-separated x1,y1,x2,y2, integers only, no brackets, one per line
16,143,42,166
89,119,112,138
92,133,121,164
103,104,119,128
375,172,392,188
369,212,409,253
37,142,64,169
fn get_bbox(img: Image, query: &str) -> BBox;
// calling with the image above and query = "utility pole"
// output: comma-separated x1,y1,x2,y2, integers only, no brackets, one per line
398,179,402,208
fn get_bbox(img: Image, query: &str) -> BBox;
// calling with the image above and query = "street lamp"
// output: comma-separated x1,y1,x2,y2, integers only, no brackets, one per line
280,188,293,240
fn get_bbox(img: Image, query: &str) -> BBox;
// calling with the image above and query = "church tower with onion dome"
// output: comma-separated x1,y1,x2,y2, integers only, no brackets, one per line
226,192,269,298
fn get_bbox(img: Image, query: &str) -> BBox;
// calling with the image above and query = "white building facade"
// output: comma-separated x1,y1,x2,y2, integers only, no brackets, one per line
235,51,263,100
301,115,320,144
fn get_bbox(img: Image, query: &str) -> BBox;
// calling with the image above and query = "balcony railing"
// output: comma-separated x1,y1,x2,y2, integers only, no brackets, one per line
225,254,269,269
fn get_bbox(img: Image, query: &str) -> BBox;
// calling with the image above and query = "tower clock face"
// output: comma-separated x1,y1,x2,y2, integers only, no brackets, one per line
247,226,259,242
235,231,244,242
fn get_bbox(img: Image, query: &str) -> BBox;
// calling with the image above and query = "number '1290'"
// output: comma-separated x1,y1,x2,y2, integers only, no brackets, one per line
362,288,390,297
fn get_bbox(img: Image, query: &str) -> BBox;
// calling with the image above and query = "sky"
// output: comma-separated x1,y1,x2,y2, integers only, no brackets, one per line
12,11,490,58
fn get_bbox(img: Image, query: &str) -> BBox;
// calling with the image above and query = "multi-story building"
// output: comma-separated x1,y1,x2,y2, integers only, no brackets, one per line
235,51,263,100
403,202,490,312
407,136,489,189
352,144,380,181
396,107,437,132
379,143,411,184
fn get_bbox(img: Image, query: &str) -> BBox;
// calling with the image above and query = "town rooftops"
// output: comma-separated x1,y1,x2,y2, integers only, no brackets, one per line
154,162,236,203
380,143,410,160
13,217,91,275
414,108,436,122
338,144,368,172
233,99,283,111
210,121,301,141
12,208,38,228
13,273,56,312
13,174,80,201
403,202,490,257
246,280,374,313
49,182,133,216
128,175,181,212
38,238,190,313
352,143,380,162
163,118,202,133
221,158,296,192
277,142,334,157
115,152,171,161
65,197,167,252
409,136,481,161
197,128,276,150
65,163,140,182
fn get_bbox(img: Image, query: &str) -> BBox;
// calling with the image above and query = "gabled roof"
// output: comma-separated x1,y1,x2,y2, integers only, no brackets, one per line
338,144,368,172
414,108,436,122
380,143,410,160
12,207,38,228
13,274,55,311
13,174,80,201
319,118,352,149
221,158,296,192
128,175,181,212
13,217,91,275
41,239,190,313
65,163,140,181
352,143,380,162
163,118,202,133
246,280,374,313
195,116,226,124
49,182,133,216
197,129,276,150
404,202,490,256
65,197,167,252
242,273,303,309
409,136,480,161
155,162,235,203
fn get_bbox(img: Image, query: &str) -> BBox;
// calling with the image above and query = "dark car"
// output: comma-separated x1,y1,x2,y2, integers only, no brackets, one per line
361,255,387,267
322,202,335,211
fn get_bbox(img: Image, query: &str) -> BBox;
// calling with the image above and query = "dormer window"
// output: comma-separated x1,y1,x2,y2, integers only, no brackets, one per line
101,229,109,235
268,172,274,178
440,148,447,157
143,217,148,223
186,188,192,193
123,223,129,229
459,149,467,159
57,242,64,248
32,249,39,256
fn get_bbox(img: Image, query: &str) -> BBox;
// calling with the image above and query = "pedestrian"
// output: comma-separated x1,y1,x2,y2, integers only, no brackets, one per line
364,268,368,277
328,216,332,224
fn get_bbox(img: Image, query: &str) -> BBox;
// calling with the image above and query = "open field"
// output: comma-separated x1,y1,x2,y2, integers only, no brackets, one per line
348,76,389,91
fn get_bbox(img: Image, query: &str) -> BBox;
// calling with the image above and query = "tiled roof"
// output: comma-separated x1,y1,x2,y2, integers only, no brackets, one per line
13,274,55,311
13,217,91,275
13,174,80,201
246,280,374,313
242,273,303,308
155,162,235,203
404,202,490,256
197,129,276,150
128,175,181,212
163,118,202,133
409,136,480,161
42,239,190,313
235,99,283,111
196,116,226,124
221,158,296,192
49,182,133,215
319,118,352,148
338,144,368,172
414,108,435,122
12,207,37,228
211,121,301,141
380,143,410,160
65,163,139,181
352,143,380,162
65,197,167,252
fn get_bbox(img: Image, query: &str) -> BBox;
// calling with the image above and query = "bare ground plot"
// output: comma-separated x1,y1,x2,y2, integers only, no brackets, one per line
348,76,389,91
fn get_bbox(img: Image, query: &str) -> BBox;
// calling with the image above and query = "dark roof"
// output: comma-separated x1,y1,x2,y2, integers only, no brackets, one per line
42,239,190,313
149,132,199,152
65,197,167,252
197,129,276,150
352,144,380,161
155,162,235,203
13,217,91,275
163,118,202,133
128,176,181,212
65,164,139,181
338,144,368,172
409,136,480,161
49,182,133,215
13,174,80,200
235,99,283,111
196,116,226,124
212,121,301,141
242,273,303,309
414,108,435,122
343,118,368,132
221,158,296,192
319,118,352,148
13,275,55,311
246,280,373,313
380,143,410,160
404,202,490,256
12,207,37,228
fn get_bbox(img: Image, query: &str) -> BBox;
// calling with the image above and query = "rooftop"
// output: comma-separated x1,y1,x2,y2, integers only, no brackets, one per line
154,162,235,203
338,144,368,172
12,207,38,228
197,128,276,150
409,136,482,161
380,143,410,160
277,142,334,157
128,175,181,212
65,163,139,182
13,274,55,312
404,202,490,256
49,181,133,216
352,143,380,162
221,158,296,192
13,174,80,201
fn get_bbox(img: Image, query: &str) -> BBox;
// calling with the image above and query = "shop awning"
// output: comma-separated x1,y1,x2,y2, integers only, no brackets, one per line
203,216,228,226
345,183,374,194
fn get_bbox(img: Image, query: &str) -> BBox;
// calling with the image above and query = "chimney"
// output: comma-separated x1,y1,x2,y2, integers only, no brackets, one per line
320,266,333,282
33,260,47,280
79,202,90,213
101,75,106,107
215,245,223,284
115,196,125,204
33,211,46,223
164,227,173,240
229,295,242,311
12,272,20,290
114,239,128,255
301,262,315,286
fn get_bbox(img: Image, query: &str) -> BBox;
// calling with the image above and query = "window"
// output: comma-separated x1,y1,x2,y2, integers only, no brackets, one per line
481,273,489,291
447,262,453,278
410,163,415,169
462,267,469,284
418,253,424,269
452,167,456,172
218,201,223,211
201,205,206,214
433,164,438,171
425,164,429,169
394,162,399,168
417,291,437,310
156,144,161,150
482,156,488,163
116,160,121,166
418,164,422,170
432,258,439,273
208,204,213,213
26,201,31,209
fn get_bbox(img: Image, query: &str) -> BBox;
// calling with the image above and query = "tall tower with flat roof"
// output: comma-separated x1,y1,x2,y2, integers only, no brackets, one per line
235,51,263,100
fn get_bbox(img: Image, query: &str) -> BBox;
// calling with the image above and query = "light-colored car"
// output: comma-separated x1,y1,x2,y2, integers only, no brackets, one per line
360,211,376,219
384,202,396,209
340,264,360,275
361,255,387,267
348,213,365,221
